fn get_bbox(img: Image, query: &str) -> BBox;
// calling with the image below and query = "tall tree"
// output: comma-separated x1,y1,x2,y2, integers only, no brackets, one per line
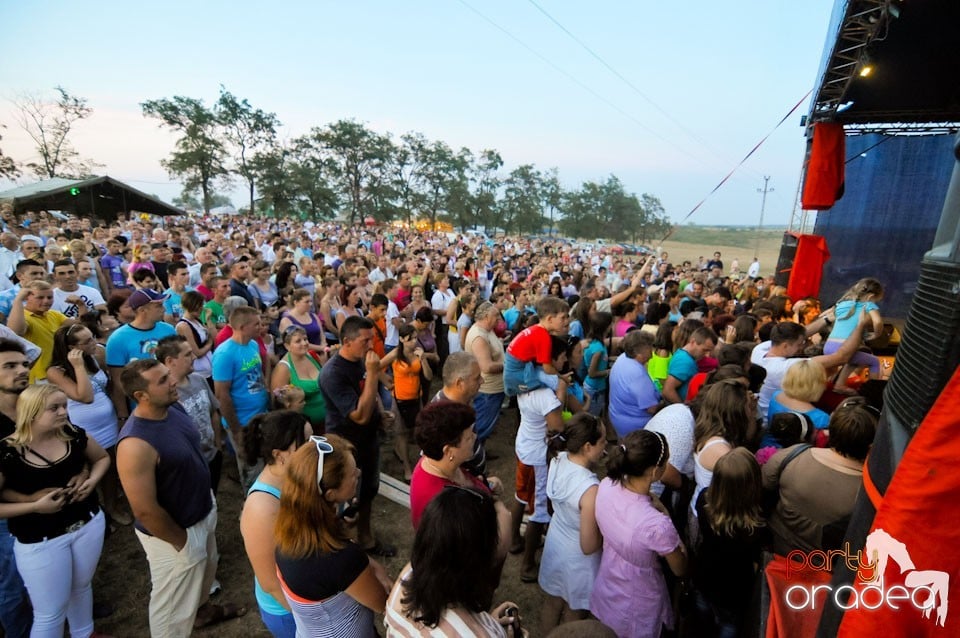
541,167,563,237
445,148,473,232
288,135,341,221
216,87,280,218
411,140,467,230
251,142,296,217
0,126,19,179
391,133,428,224
141,96,230,214
468,149,503,234
12,86,97,179
313,120,392,225
501,165,544,235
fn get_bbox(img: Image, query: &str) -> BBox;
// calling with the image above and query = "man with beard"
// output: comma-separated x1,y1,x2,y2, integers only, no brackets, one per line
0,340,34,637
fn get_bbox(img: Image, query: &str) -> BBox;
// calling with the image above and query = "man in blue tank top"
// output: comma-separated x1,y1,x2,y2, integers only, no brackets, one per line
117,358,244,636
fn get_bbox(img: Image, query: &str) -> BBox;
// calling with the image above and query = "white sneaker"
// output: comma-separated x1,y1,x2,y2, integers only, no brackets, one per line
209,579,222,596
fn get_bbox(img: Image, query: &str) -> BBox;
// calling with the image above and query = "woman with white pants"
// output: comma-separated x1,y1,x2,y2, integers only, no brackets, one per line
0,385,110,638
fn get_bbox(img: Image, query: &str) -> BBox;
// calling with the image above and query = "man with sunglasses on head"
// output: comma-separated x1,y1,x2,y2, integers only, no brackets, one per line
117,358,244,636
319,315,396,559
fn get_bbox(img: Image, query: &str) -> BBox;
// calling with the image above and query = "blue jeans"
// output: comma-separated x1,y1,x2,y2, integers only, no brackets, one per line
0,520,30,638
472,392,505,442
503,353,542,396
259,605,297,638
503,354,558,396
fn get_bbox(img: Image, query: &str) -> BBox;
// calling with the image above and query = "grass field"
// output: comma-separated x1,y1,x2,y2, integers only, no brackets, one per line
652,226,787,279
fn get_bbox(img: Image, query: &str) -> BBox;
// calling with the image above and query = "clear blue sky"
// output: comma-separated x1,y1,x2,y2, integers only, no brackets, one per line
0,0,836,226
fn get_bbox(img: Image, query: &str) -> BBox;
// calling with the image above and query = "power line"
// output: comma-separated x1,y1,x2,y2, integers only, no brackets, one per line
524,0,738,169
659,90,811,243
455,0,717,168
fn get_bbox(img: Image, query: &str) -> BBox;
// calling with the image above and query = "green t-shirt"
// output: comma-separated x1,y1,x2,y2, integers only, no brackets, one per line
203,300,225,329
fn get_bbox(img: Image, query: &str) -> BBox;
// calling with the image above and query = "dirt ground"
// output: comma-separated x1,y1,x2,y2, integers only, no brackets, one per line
657,238,784,281
92,403,548,638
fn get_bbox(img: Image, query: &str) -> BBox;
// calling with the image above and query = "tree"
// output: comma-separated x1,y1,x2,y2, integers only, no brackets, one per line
12,86,97,179
390,133,428,224
559,176,670,241
251,142,296,217
312,120,393,225
445,148,473,232
637,193,670,244
501,165,545,235
142,96,230,214
173,188,233,211
217,87,280,219
0,126,19,179
287,135,341,221
541,168,563,237
468,149,503,233
408,139,469,230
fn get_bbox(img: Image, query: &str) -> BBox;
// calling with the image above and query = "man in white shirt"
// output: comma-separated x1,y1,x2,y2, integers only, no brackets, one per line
0,233,23,281
51,259,107,319
751,318,870,422
747,257,761,279
188,247,218,288
384,279,401,352
368,255,394,285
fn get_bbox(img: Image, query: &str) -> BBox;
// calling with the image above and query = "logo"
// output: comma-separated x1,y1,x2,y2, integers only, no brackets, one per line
784,529,949,627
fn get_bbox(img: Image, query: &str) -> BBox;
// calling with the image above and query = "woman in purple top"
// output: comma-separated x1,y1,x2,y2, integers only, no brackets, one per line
412,307,440,404
591,429,687,638
278,289,327,353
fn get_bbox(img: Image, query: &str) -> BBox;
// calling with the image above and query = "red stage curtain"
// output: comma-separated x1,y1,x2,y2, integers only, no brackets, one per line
787,234,830,300
802,122,846,210
838,367,960,637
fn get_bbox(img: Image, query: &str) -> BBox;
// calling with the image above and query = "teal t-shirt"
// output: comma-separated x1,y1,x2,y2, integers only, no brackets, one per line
582,339,609,392
666,348,698,400
212,339,268,428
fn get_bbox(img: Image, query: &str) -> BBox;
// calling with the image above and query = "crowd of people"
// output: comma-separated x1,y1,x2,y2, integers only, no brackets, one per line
0,203,891,637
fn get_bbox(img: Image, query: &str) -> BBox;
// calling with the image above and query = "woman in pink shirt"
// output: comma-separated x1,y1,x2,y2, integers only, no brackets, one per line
590,429,688,638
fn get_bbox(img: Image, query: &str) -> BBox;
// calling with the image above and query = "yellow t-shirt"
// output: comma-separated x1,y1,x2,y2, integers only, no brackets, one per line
25,310,68,383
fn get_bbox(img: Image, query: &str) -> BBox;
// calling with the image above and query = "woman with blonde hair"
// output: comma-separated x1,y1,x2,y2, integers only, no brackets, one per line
766,359,830,432
0,384,110,638
275,434,391,637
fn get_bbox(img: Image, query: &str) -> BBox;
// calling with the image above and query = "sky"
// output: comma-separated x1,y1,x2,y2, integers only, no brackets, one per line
0,0,837,227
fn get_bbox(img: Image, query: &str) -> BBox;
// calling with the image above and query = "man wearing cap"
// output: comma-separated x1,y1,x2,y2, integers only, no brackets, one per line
106,288,177,420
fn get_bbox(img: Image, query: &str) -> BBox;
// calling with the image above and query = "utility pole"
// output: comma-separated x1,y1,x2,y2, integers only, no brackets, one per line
755,176,773,259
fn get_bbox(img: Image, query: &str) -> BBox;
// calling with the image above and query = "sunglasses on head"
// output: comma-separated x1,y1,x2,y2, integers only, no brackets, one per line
310,435,334,490
838,396,882,418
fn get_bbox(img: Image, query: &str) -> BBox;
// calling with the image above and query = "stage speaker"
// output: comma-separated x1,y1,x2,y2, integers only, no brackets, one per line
773,232,798,287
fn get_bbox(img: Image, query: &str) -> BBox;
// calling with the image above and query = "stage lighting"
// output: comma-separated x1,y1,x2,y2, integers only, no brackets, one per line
858,50,874,78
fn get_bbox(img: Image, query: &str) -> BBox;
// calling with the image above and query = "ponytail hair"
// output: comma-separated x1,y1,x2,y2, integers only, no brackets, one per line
243,410,310,466
606,429,668,484
547,413,604,457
